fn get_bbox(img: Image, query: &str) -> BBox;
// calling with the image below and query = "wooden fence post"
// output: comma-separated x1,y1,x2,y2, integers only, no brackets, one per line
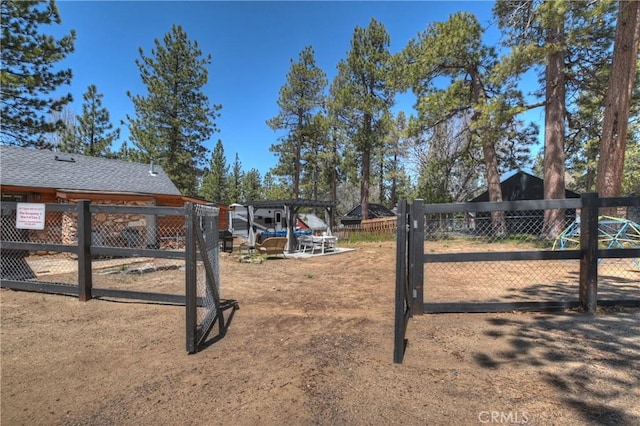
579,192,599,314
77,200,92,302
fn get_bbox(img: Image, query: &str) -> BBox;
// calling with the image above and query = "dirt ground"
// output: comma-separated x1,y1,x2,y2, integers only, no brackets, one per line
2,241,639,425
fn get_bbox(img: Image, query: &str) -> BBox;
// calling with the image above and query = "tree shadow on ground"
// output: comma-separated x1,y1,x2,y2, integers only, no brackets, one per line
474,310,640,424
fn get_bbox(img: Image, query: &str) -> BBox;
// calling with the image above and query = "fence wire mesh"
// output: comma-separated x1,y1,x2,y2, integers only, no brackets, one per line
91,209,185,250
193,204,221,335
1,208,77,284
424,207,639,305
592,206,640,300
0,203,188,294
88,206,187,296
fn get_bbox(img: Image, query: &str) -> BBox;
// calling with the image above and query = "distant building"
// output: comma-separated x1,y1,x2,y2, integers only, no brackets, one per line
469,171,580,235
469,171,579,203
341,203,396,226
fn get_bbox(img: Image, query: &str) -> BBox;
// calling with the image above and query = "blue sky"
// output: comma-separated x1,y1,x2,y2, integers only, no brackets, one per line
51,1,530,176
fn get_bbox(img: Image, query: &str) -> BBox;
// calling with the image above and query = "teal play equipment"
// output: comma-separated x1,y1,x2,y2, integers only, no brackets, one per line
553,216,640,266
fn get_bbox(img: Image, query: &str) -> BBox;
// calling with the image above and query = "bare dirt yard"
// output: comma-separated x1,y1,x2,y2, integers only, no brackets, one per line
2,241,639,425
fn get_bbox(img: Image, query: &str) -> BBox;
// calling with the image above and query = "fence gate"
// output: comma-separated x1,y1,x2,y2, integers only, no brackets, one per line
393,200,422,363
394,194,639,363
185,203,238,354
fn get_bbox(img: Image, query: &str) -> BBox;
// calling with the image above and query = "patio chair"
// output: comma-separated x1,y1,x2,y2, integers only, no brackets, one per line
297,235,315,253
255,237,287,258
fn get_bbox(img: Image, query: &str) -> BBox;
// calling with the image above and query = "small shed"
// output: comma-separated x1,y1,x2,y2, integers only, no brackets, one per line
469,171,580,235
341,203,396,226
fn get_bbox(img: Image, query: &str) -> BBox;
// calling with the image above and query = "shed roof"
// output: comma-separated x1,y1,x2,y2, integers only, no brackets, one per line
469,171,580,202
0,145,181,196
343,203,396,219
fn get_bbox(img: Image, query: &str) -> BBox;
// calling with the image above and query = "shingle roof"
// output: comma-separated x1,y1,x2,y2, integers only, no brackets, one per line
469,171,579,202
344,203,396,219
0,145,181,196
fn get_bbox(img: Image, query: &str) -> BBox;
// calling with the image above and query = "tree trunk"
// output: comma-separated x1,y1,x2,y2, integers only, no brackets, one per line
471,70,506,236
294,113,303,198
542,18,567,240
378,155,385,205
361,113,372,221
331,132,338,227
597,0,640,200
390,151,398,208
482,139,507,236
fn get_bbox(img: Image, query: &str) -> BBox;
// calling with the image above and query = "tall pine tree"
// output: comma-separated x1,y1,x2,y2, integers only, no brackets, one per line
126,24,221,196
597,0,640,198
242,169,263,202
493,0,616,236
59,85,119,157
267,46,327,198
333,19,395,220
199,139,229,203
1,0,75,147
229,153,244,203
400,12,536,233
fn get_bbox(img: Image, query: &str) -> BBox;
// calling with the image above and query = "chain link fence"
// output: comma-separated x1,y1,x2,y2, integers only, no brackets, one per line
2,201,238,353
0,202,187,296
185,203,238,354
1,204,76,285
194,203,221,333
88,204,187,297
423,202,639,306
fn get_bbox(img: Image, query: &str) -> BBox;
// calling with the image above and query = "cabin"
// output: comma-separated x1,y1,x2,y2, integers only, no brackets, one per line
468,171,580,235
340,203,396,226
0,145,228,249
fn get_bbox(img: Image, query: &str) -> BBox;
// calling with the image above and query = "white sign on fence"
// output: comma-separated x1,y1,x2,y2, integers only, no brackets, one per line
16,203,46,230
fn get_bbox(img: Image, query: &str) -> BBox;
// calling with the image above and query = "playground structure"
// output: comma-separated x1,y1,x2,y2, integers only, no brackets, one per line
553,216,640,266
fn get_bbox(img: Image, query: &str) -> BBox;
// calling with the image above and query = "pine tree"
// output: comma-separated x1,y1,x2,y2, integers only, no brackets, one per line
384,112,412,208
300,113,333,201
333,19,395,220
1,0,75,146
400,12,534,234
493,0,617,236
63,85,119,157
126,24,221,196
597,0,640,198
267,46,327,198
228,153,244,203
199,139,229,203
242,169,263,202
